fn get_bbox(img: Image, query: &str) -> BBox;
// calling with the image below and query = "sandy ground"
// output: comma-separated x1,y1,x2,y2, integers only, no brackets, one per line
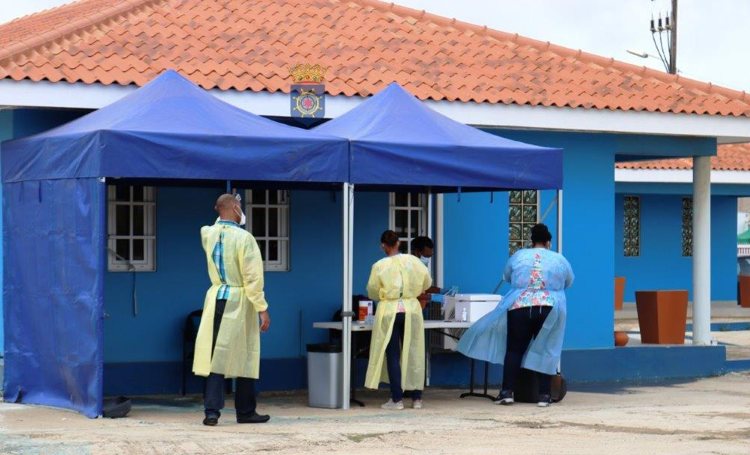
2,373,750,455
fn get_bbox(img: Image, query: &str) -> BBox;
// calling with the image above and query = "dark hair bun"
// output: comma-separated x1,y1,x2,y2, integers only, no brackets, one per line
530,223,552,244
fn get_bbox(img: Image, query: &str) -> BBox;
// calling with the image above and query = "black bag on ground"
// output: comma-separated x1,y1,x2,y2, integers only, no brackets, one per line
103,396,131,418
513,369,567,403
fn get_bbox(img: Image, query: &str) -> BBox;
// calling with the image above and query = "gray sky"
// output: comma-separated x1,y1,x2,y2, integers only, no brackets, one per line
2,0,748,91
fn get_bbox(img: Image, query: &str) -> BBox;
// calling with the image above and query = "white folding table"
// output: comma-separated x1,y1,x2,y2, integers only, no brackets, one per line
313,320,494,406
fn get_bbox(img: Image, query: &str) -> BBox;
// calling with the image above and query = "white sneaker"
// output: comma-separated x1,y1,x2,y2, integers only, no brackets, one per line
412,399,423,409
381,399,404,410
494,390,514,405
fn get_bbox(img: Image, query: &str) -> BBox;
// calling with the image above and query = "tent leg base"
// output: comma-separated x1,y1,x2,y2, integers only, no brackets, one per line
459,392,494,400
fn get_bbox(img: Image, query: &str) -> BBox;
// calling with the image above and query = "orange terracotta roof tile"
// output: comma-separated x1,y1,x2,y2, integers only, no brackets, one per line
617,144,750,171
1,0,750,117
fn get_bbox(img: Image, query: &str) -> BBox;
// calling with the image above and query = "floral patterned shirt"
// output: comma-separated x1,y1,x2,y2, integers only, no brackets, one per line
510,252,554,310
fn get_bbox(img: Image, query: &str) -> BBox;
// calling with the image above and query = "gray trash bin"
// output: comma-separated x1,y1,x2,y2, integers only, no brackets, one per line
307,343,343,409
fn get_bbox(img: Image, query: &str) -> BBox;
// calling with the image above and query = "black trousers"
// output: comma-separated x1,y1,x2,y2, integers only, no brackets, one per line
204,299,257,419
385,313,422,402
502,306,552,396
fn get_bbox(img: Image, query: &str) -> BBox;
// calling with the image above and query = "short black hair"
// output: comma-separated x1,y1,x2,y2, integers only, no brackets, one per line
530,223,552,245
380,230,399,247
411,236,434,252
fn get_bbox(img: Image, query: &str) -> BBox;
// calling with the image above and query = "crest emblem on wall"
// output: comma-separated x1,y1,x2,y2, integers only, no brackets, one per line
290,64,327,118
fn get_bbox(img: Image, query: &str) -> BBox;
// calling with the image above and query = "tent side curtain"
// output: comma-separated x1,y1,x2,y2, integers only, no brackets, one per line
3,178,105,418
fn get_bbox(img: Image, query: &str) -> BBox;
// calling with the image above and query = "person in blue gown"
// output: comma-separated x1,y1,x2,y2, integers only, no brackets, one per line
457,223,574,407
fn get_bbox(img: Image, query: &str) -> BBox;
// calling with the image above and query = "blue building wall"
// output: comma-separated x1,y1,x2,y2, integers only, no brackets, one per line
103,187,390,391
104,188,378,363
442,189,558,292
446,131,622,349
11,109,86,138
0,108,736,393
614,193,737,302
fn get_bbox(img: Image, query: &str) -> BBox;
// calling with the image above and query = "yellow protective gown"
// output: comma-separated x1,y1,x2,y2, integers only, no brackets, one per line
364,254,432,391
192,221,268,379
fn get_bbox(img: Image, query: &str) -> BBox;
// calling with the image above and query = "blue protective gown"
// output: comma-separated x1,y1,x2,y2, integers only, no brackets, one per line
457,248,574,375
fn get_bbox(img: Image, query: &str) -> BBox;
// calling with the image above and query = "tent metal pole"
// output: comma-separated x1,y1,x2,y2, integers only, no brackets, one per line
555,188,563,374
436,194,444,288
347,184,355,399
341,182,352,409
556,189,563,254
425,190,433,387
427,190,433,240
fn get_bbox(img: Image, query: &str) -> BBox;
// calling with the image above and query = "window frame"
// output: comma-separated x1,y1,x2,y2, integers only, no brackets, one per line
107,185,157,272
388,192,428,253
245,189,291,272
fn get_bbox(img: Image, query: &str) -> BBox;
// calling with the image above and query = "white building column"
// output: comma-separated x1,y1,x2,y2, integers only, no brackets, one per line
692,156,712,345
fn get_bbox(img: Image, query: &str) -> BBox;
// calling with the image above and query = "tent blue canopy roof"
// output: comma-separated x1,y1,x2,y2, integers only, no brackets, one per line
1,70,349,184
315,82,563,190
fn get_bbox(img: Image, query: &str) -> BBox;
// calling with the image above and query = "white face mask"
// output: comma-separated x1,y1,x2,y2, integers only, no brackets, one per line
235,206,247,226
420,256,431,267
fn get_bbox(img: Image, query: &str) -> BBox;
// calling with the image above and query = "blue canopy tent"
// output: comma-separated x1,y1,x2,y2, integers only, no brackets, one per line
316,82,563,408
2,73,563,417
1,70,349,417
316,82,563,191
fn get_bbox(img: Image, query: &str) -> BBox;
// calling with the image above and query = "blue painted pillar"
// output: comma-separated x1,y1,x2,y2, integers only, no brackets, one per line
562,148,615,348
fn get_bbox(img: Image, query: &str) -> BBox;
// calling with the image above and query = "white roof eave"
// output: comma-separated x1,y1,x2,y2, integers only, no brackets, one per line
616,168,750,184
2,78,750,142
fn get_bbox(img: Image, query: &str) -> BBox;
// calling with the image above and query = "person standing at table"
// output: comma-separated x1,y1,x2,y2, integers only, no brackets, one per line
457,224,574,407
193,193,272,426
410,236,442,309
365,230,432,410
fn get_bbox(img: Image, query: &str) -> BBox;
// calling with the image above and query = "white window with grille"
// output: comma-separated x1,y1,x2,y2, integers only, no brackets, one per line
389,192,427,254
245,190,290,272
107,185,156,272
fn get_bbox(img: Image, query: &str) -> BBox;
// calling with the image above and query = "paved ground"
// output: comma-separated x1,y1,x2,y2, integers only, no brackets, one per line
2,373,750,455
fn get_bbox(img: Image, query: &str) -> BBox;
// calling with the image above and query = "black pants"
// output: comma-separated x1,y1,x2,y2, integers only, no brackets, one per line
385,313,423,402
204,299,257,419
502,306,552,396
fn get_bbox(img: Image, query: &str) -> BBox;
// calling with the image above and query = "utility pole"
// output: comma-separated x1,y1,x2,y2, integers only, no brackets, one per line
669,0,677,74
649,0,677,74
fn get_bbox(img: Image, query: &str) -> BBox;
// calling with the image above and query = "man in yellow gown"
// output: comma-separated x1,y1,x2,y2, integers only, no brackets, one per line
193,194,271,426
365,230,432,410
